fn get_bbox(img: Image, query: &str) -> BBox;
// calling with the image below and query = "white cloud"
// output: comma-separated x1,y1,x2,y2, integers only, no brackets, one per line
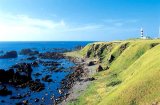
0,13,68,40
0,14,66,31
0,13,106,41
103,19,138,27
66,24,104,31
0,12,138,41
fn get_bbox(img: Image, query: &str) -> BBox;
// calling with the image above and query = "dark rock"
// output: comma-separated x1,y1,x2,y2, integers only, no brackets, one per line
13,63,33,73
84,77,96,82
0,62,45,92
0,86,12,96
90,77,96,81
29,81,45,92
42,75,52,82
6,63,34,86
33,73,42,76
47,67,57,71
87,61,96,66
0,51,17,59
85,51,91,58
15,102,22,105
20,49,39,55
31,61,39,67
38,52,64,59
96,65,103,72
1,100,5,103
108,55,115,63
0,69,7,82
150,43,159,48
0,69,14,83
13,63,33,84
27,56,37,60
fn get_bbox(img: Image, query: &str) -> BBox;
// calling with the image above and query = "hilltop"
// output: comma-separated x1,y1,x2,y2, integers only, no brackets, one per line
66,39,160,105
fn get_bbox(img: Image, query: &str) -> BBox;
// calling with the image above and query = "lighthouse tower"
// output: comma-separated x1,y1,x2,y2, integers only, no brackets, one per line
141,28,143,39
140,28,144,39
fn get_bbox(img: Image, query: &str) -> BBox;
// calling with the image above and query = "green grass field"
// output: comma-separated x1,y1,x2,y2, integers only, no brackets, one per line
67,39,160,105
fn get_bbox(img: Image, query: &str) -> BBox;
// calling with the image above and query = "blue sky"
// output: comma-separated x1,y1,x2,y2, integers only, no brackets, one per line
0,0,159,41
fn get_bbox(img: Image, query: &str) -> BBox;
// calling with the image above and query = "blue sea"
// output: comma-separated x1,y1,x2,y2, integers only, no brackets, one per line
0,41,93,105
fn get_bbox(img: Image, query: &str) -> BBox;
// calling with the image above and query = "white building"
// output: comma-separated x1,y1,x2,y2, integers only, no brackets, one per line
140,28,148,39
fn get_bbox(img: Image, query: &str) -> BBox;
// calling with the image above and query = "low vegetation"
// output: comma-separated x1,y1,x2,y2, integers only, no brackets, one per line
68,39,160,105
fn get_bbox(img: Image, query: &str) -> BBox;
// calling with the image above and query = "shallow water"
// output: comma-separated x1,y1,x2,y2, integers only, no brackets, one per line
0,41,92,105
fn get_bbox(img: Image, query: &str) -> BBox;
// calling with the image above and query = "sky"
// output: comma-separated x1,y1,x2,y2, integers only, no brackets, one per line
0,0,159,41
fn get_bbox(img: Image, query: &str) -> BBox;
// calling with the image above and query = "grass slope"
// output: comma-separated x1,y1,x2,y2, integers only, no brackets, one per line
68,39,160,105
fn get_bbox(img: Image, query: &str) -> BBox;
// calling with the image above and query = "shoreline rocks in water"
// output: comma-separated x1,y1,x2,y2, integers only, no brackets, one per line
0,50,84,104
59,54,98,105
0,51,17,59
0,63,45,95
42,75,53,82
55,57,87,104
39,52,64,59
19,48,39,56
0,86,12,96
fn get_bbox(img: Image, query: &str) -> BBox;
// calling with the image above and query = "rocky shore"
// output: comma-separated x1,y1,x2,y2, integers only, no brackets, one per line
0,48,80,105
59,52,99,105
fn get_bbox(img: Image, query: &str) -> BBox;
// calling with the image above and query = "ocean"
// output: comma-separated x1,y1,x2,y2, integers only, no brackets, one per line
0,41,93,105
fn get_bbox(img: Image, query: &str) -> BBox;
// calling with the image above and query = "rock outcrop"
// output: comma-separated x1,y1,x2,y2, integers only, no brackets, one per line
0,51,17,59
0,86,12,96
96,65,103,72
19,49,39,55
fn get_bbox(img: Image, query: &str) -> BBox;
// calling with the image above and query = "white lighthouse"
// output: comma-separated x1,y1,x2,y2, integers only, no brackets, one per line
140,28,144,39
140,28,148,39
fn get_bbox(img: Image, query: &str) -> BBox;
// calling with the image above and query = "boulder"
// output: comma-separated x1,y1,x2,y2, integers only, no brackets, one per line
33,73,42,76
96,65,103,72
84,77,96,82
0,69,14,82
85,51,91,58
29,81,45,92
27,56,37,60
108,55,115,63
42,75,52,82
38,52,64,59
20,49,39,55
0,51,17,59
87,61,95,66
0,86,12,96
0,69,7,82
31,61,39,67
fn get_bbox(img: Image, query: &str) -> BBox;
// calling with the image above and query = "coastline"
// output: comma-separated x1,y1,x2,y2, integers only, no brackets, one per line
60,51,98,105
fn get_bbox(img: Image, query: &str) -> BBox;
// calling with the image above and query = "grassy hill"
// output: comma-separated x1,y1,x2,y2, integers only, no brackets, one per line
68,39,160,105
